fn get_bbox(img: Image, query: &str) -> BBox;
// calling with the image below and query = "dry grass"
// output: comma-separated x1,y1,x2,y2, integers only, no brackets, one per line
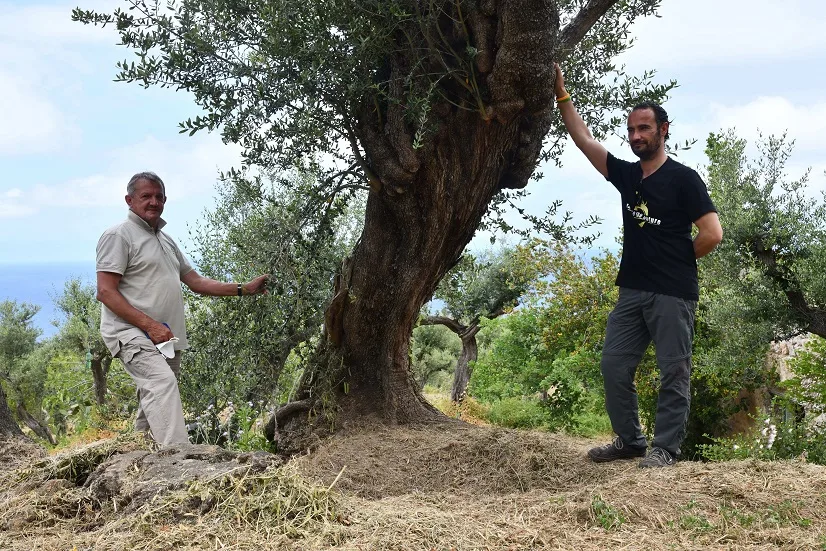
3,424,826,550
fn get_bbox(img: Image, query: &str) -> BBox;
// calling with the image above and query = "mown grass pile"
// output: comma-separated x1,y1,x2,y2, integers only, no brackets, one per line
3,424,826,550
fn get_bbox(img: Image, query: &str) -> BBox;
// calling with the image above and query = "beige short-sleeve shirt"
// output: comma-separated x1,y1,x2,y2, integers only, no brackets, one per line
96,211,194,356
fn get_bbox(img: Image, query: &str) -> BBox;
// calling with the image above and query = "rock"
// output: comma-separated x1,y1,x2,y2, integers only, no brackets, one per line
82,443,282,512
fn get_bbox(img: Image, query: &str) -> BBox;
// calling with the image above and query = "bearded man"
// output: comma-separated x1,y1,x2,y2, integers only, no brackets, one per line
554,64,723,467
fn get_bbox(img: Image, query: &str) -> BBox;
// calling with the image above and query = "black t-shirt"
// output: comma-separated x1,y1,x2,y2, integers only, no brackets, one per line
606,153,716,301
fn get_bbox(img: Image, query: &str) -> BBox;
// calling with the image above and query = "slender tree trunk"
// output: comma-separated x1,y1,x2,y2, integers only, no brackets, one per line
451,326,481,402
16,403,56,445
0,384,24,440
91,357,107,407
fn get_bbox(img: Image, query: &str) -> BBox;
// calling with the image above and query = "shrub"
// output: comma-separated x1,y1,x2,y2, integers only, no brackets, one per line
486,398,550,429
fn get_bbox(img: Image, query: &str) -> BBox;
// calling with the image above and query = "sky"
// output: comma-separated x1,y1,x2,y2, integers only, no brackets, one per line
1,0,825,268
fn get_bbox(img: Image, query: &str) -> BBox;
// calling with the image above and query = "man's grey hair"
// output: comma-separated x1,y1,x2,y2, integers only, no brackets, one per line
126,171,166,197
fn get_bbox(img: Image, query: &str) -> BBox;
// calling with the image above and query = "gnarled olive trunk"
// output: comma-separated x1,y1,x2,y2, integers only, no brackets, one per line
272,0,618,448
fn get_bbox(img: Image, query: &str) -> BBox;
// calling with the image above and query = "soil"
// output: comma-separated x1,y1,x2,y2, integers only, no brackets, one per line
1,424,825,550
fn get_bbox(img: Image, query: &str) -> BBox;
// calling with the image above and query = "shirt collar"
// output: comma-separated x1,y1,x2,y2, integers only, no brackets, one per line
127,210,167,232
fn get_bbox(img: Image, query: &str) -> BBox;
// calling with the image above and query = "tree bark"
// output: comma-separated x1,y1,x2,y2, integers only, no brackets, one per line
451,327,481,402
90,356,108,407
0,384,24,440
16,403,56,446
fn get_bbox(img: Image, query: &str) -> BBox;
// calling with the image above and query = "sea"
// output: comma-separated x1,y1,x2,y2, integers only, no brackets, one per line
0,261,96,339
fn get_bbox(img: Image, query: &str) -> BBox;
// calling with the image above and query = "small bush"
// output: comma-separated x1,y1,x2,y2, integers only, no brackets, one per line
424,391,490,424
486,398,550,429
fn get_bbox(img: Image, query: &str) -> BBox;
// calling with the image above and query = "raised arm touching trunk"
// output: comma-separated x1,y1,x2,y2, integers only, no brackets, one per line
554,63,609,178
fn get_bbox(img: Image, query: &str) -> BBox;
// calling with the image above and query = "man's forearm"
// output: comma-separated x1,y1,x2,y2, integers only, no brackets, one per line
184,272,243,296
558,100,596,149
97,287,159,333
694,232,720,259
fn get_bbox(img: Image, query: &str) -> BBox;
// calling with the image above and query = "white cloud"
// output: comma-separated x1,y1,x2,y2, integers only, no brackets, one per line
709,96,826,153
0,133,241,218
0,70,75,156
620,0,826,69
0,1,120,46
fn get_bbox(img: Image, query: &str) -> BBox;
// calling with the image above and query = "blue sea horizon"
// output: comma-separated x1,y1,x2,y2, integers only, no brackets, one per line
0,261,97,339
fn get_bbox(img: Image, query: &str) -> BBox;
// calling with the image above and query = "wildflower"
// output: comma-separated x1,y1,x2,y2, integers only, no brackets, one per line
222,431,229,438
733,444,739,450
767,424,777,449
207,404,214,411
764,418,770,425
761,427,768,436
248,401,254,407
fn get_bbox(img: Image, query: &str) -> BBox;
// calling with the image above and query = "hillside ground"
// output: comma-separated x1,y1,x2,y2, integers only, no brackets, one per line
1,423,825,550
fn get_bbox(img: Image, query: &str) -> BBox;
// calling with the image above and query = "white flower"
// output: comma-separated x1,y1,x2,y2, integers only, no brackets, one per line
767,425,777,449
761,427,768,436
733,445,739,450
248,401,254,407
764,418,771,425
222,431,229,437
207,404,214,411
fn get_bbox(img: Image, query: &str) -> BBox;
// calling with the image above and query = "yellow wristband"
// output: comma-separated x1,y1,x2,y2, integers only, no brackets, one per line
556,93,571,104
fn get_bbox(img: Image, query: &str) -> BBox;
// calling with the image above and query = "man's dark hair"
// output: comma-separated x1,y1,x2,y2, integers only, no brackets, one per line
632,101,670,141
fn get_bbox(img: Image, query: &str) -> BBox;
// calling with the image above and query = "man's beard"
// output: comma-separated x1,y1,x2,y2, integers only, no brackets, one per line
631,132,662,161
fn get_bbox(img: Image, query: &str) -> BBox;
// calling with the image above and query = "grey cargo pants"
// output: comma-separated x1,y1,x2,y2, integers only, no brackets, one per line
601,287,697,456
117,337,189,446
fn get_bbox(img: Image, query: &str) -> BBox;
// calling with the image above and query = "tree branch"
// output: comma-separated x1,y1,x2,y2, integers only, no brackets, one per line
559,0,619,54
749,237,826,338
420,315,466,335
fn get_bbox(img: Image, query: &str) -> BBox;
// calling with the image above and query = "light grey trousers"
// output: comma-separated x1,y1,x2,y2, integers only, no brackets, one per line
600,287,697,456
117,337,189,446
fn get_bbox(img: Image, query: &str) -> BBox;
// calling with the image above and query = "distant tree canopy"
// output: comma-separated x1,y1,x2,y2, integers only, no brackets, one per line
74,0,674,446
421,242,550,400
0,301,55,443
182,169,362,414
703,130,826,340
53,279,112,406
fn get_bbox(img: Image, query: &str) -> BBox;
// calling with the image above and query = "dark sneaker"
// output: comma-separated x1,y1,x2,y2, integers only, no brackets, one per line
639,446,676,468
587,437,647,463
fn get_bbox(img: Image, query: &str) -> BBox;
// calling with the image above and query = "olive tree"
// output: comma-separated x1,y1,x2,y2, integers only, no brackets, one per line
74,0,673,449
421,243,546,401
703,130,826,339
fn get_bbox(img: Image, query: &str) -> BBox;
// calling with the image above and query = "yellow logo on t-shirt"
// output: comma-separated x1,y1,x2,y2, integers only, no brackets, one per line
626,193,662,228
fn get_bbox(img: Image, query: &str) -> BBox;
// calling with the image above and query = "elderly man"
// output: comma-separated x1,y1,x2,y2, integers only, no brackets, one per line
96,171,268,446
553,64,723,467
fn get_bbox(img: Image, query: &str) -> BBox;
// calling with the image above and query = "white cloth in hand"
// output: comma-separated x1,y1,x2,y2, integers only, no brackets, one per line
156,337,179,359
